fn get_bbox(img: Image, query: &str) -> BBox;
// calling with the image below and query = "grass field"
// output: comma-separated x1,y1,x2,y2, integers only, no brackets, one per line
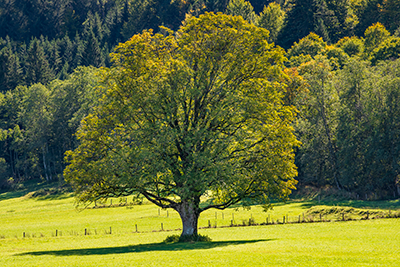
1,186,399,266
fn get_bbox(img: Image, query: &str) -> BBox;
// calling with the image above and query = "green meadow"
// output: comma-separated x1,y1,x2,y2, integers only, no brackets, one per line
1,188,399,266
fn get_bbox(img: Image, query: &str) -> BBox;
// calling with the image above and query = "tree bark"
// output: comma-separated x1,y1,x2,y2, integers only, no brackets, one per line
176,200,200,237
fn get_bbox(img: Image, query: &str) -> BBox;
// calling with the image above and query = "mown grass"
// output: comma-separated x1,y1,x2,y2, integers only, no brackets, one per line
0,188,399,266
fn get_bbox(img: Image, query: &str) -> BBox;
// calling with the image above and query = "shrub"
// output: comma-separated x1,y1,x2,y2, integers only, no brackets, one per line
163,234,212,243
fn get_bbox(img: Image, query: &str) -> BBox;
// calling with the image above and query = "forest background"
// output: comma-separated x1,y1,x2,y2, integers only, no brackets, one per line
0,0,399,200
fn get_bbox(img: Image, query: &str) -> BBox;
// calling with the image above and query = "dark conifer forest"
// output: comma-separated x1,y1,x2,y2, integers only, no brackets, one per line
0,0,399,200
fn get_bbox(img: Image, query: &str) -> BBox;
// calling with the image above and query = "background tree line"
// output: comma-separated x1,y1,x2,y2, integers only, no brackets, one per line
0,0,399,200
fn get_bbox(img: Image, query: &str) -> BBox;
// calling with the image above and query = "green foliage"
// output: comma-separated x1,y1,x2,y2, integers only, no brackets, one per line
65,12,299,237
278,0,316,49
377,0,400,33
364,23,391,55
369,36,400,65
295,56,341,189
335,59,371,191
288,33,327,59
295,55,400,198
320,45,350,69
278,0,347,48
225,0,257,24
25,39,54,85
0,67,100,187
335,58,400,197
335,36,364,57
0,45,23,92
257,3,285,43
82,29,103,67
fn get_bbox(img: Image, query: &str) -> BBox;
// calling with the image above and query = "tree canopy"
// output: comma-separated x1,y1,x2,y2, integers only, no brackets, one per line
64,12,299,238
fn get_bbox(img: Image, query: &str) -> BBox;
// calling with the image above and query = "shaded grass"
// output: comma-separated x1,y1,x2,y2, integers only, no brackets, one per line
18,239,271,256
322,199,400,209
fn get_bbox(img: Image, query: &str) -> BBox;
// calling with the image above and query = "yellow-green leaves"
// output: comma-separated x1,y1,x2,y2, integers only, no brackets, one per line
65,13,299,213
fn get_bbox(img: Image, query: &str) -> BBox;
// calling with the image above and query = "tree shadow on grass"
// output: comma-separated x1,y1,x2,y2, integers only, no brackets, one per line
297,200,400,210
0,190,28,201
17,239,274,257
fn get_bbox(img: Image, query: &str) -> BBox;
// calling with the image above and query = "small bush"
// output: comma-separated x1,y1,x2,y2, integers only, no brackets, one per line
163,234,180,243
163,234,212,243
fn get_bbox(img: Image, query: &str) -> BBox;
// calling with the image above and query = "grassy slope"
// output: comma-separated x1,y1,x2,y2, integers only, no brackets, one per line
0,189,399,266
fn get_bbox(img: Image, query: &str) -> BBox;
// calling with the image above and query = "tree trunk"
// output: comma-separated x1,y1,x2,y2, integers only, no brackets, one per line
43,147,50,181
176,200,200,237
319,99,342,190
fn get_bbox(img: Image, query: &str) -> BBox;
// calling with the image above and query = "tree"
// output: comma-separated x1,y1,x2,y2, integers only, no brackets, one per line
257,2,285,43
354,0,382,36
363,23,390,55
288,33,327,58
369,36,400,65
335,58,370,192
65,13,299,239
19,83,53,181
296,56,342,190
25,38,54,85
48,66,102,181
335,36,364,57
277,0,318,49
82,28,103,67
335,59,400,198
225,0,257,24
0,46,23,91
278,0,342,48
378,0,400,33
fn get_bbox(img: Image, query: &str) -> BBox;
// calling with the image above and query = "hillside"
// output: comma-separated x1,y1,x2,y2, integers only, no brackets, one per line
0,0,399,199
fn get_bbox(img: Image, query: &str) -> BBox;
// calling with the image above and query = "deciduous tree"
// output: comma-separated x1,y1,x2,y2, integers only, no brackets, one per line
65,13,299,239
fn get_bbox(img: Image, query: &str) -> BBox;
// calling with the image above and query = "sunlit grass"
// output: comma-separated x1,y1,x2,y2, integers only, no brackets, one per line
0,190,399,266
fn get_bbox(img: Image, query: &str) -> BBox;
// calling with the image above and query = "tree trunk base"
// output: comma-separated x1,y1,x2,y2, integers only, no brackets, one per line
176,201,200,238
178,233,211,242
